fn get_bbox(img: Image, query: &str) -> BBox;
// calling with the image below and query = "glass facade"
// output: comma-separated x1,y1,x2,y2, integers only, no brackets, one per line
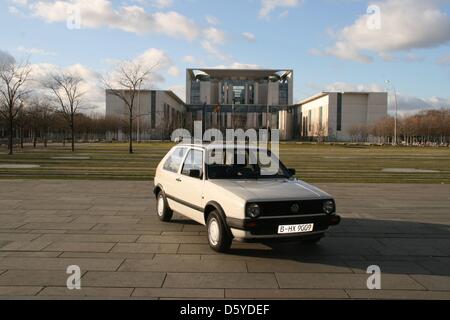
191,81,201,104
279,82,289,105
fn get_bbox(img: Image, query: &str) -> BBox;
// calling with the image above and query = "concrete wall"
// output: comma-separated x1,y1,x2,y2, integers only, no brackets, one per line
105,90,185,140
300,94,330,137
299,92,388,141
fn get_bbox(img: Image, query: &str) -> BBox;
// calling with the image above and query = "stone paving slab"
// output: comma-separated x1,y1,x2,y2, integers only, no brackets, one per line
38,287,134,298
225,289,349,299
0,257,123,271
275,273,424,290
163,273,279,289
0,270,83,286
81,271,166,288
132,288,225,299
118,258,247,273
0,180,449,299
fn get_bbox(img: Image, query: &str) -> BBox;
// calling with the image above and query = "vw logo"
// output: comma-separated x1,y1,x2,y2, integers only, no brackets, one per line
291,203,300,213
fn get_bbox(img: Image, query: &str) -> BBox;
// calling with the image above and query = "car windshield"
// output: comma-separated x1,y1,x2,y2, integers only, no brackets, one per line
206,148,293,180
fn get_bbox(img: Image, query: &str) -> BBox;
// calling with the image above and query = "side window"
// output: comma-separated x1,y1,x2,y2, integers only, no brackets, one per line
163,147,187,173
181,149,204,178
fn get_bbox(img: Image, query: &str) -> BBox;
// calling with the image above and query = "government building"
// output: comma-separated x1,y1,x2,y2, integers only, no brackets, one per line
105,68,388,141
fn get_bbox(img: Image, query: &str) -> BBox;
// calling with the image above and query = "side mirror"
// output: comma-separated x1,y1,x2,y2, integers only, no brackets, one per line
288,168,296,176
189,169,202,179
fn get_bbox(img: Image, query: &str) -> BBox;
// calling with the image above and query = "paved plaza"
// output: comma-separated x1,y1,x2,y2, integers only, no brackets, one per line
0,180,449,299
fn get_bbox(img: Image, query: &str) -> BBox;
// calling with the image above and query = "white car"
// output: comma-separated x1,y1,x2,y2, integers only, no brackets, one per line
153,143,341,252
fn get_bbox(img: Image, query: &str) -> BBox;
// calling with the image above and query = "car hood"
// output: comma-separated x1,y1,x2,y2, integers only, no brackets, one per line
210,179,332,201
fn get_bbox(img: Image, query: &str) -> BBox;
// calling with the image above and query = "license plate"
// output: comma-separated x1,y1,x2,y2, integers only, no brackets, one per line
278,223,314,234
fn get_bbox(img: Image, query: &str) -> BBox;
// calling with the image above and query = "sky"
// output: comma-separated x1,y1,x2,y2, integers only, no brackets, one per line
0,0,449,114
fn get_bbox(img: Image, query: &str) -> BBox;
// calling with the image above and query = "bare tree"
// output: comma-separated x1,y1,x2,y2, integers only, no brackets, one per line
103,61,158,154
44,72,84,152
0,61,31,154
26,96,53,148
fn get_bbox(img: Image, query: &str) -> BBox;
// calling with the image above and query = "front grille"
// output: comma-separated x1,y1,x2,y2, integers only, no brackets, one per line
258,200,328,217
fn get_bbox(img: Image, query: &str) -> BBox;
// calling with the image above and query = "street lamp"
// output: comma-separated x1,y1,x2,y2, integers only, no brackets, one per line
385,80,398,146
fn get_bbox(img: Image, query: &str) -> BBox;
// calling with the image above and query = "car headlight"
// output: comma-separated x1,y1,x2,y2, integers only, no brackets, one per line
247,204,261,218
323,200,335,214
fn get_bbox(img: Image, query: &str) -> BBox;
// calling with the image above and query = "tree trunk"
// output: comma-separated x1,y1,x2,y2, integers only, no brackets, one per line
129,113,133,154
71,113,75,152
44,129,48,148
20,126,24,149
8,110,13,155
33,131,37,148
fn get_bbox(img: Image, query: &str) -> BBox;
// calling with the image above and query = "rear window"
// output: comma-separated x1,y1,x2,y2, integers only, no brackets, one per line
163,147,187,173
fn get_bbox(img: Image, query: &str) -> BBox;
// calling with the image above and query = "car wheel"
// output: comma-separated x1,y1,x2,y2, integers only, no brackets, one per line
301,235,323,245
206,211,232,253
156,191,173,222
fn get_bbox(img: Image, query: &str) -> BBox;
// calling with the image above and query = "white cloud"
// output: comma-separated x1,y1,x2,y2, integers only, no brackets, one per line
201,27,230,62
105,48,180,90
203,27,226,45
168,66,180,77
205,15,220,25
16,46,56,56
149,0,173,9
315,0,450,63
242,32,256,42
22,0,199,40
28,62,105,111
182,55,195,63
321,82,385,93
132,48,173,84
213,63,261,69
259,0,302,18
0,50,16,66
394,95,450,114
201,40,232,62
10,0,28,6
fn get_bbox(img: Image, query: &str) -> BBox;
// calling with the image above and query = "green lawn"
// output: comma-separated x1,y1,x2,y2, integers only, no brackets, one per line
0,143,449,184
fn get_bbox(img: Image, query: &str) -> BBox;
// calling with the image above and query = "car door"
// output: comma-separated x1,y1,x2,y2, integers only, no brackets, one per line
172,148,206,224
160,147,188,211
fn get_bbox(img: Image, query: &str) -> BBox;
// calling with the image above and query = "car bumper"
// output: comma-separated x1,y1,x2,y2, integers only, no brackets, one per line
226,214,341,240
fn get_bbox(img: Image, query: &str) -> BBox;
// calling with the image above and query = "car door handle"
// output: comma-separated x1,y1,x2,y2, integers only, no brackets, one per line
176,178,182,182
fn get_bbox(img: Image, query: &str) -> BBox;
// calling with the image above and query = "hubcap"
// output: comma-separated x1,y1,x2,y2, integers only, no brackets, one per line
208,218,220,246
157,195,164,216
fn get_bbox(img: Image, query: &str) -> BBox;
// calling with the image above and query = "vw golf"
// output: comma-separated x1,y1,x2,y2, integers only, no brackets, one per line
153,143,341,252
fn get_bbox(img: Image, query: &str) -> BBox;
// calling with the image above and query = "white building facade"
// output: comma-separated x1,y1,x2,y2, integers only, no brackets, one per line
104,69,388,141
105,89,185,140
297,92,388,141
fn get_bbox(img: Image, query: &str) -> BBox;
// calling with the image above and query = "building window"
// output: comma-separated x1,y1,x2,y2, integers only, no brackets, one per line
308,110,312,132
191,81,201,104
279,82,288,105
232,85,246,105
151,91,156,129
319,107,323,130
337,93,342,131
248,84,254,104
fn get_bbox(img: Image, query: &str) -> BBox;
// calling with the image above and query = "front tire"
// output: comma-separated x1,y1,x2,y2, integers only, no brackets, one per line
156,191,173,222
207,211,232,253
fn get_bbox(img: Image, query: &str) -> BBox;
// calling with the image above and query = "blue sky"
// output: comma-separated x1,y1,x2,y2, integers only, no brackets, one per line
1,0,449,113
